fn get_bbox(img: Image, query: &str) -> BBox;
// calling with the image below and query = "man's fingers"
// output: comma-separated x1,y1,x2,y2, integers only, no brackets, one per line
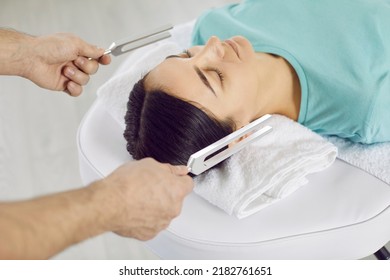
65,81,83,97
74,56,99,74
76,38,105,60
179,175,194,194
98,54,111,65
72,36,110,64
167,164,190,176
64,65,90,86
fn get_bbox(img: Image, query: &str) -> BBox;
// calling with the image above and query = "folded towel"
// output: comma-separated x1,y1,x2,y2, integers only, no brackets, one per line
194,115,337,219
326,136,390,185
96,22,337,219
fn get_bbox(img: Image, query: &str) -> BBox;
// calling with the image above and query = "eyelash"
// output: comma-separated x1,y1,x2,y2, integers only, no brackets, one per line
184,49,224,83
184,49,192,57
210,67,224,83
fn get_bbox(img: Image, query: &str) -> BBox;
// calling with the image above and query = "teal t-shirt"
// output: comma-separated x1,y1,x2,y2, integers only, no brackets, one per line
192,0,390,144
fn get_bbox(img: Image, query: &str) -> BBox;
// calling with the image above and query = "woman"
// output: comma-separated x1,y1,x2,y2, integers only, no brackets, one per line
124,0,390,166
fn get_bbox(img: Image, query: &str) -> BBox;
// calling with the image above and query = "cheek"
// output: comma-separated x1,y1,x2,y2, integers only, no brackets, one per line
229,70,258,99
227,77,258,113
226,61,257,83
224,63,258,106
226,83,254,112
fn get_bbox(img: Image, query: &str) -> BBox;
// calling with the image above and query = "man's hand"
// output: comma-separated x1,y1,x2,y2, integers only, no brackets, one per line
24,33,111,96
0,158,193,259
0,29,111,96
98,158,194,240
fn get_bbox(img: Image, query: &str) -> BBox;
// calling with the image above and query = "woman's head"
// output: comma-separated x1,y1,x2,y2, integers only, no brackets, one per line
124,78,235,165
145,36,264,127
124,36,265,166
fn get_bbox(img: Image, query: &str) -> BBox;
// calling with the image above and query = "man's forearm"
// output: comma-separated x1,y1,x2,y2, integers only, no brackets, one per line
0,180,116,259
0,28,34,77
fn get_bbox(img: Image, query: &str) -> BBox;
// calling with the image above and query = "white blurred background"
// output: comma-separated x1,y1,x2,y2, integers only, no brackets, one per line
0,0,237,259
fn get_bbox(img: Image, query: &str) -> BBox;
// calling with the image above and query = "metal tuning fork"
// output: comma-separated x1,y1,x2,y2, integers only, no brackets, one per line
187,114,273,176
103,24,173,56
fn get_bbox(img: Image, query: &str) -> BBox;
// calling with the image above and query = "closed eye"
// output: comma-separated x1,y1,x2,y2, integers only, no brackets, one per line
213,68,224,82
206,67,224,84
165,49,192,60
165,49,217,95
183,49,192,58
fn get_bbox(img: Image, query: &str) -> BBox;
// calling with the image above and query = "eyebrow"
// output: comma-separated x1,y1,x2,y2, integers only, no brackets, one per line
165,54,181,59
165,55,216,95
194,66,216,95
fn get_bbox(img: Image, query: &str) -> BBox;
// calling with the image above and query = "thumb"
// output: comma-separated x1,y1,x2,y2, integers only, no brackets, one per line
77,40,105,59
170,165,191,176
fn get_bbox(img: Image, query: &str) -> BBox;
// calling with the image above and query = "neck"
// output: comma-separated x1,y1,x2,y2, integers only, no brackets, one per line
253,52,301,121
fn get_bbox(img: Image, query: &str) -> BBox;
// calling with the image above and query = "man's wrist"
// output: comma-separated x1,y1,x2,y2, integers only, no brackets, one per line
85,179,123,234
0,29,36,77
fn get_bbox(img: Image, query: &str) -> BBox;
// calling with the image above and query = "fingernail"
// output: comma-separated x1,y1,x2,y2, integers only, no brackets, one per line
66,67,75,76
65,82,75,96
76,56,86,66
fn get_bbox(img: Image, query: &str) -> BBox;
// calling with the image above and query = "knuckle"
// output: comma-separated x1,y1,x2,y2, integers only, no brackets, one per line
171,201,183,218
86,60,99,74
172,207,182,219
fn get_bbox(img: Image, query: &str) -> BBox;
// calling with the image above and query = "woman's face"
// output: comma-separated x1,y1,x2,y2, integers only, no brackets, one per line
145,36,262,127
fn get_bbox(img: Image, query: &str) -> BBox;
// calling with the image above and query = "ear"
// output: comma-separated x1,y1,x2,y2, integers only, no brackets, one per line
228,131,252,148
227,119,252,148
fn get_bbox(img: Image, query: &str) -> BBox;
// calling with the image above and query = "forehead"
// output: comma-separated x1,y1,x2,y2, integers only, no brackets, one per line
144,57,221,117
145,57,199,96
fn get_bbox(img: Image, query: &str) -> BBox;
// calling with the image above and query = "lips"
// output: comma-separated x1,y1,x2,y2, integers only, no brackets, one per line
224,39,239,58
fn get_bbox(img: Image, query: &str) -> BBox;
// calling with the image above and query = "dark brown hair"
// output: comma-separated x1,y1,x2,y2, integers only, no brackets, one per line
124,77,235,167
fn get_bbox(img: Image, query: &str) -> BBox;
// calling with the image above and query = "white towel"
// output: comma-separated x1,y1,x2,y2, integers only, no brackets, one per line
326,136,390,185
194,115,337,219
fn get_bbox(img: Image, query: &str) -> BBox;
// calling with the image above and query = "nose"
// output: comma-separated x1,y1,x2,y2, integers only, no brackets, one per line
196,36,225,62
